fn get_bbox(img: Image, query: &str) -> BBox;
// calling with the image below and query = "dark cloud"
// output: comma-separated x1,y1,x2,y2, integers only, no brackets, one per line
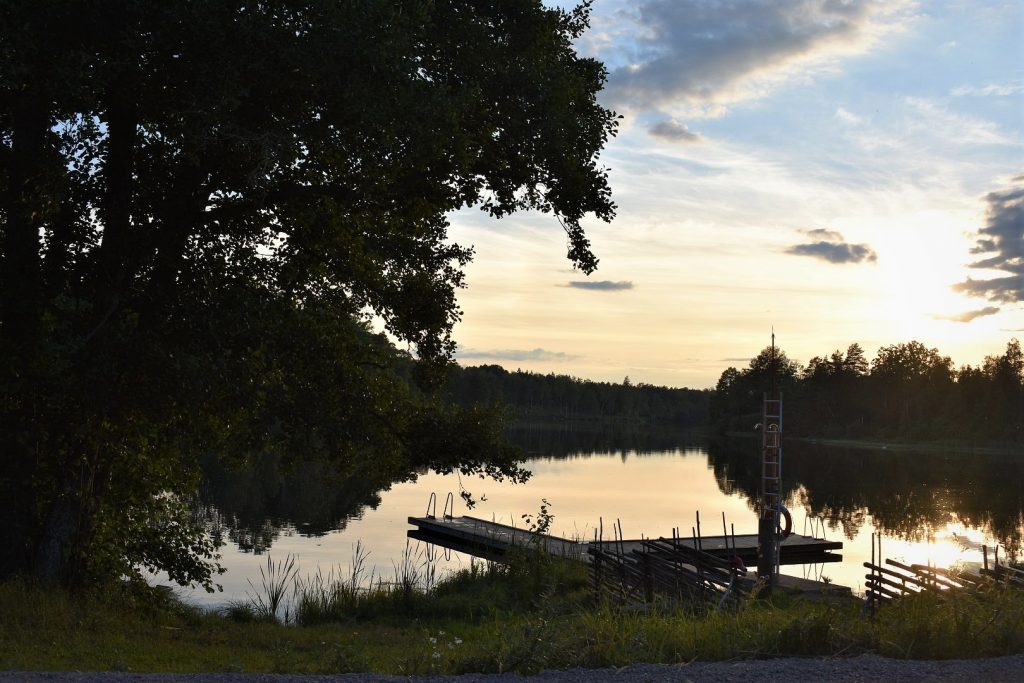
802,228,844,241
605,0,891,111
954,176,1024,304
785,230,878,264
648,119,702,143
720,357,751,362
933,307,1001,323
456,347,579,362
567,280,635,291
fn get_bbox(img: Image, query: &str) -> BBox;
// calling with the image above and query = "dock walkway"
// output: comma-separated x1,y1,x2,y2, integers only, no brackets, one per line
407,515,842,566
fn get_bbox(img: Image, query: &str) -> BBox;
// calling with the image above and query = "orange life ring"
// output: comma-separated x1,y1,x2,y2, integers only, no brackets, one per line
778,505,793,539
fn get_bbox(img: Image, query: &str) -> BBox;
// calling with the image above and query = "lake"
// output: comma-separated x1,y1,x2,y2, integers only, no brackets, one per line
171,428,1024,607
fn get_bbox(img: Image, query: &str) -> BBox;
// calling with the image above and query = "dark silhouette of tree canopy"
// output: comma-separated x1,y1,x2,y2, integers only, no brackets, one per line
0,1,617,587
444,365,710,425
710,339,1024,444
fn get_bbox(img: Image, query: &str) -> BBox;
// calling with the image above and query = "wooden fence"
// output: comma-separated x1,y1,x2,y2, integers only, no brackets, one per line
865,533,1022,611
588,515,752,609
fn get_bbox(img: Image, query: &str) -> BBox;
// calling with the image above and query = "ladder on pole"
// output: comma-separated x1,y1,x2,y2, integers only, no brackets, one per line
761,393,783,578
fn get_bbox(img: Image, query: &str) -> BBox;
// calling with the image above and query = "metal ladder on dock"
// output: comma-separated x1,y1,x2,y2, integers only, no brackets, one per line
761,394,783,578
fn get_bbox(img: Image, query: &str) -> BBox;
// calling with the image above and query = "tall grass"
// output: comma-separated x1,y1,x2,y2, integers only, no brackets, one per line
1,560,1022,675
289,540,446,625
245,553,299,623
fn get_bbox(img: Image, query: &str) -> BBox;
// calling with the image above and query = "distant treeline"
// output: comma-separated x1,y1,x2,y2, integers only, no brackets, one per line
711,339,1024,444
443,364,711,426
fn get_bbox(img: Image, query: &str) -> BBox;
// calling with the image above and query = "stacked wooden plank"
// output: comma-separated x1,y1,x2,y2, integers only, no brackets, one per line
865,546,1023,608
588,534,752,608
864,558,982,604
981,562,1024,588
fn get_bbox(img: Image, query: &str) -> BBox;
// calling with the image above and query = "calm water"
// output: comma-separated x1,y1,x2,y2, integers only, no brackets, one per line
171,431,1024,606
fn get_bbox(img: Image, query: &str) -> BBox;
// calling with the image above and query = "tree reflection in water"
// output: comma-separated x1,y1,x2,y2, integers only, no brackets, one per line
196,452,396,554
707,438,1024,557
196,428,1023,562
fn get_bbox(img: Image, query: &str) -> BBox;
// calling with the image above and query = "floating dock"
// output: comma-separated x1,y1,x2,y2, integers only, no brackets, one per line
407,514,842,566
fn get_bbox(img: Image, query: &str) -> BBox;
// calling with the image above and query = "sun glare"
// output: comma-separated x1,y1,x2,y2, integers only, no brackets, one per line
879,523,994,574
870,210,987,335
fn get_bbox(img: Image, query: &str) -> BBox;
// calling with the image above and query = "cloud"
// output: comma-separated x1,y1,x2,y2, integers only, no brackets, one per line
604,0,912,114
785,229,878,264
933,307,1001,323
648,119,702,143
802,228,845,241
456,347,579,362
834,107,864,126
903,97,1015,147
951,82,1024,98
954,176,1024,303
567,280,635,291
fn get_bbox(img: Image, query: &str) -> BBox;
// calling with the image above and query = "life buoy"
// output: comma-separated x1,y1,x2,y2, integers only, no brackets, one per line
778,505,793,540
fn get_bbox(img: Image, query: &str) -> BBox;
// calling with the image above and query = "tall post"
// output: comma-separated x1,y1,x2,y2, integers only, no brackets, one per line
757,333,783,592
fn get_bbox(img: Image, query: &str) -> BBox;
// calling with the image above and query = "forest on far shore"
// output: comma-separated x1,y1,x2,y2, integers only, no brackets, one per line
712,338,1023,444
445,338,1024,447
443,364,711,426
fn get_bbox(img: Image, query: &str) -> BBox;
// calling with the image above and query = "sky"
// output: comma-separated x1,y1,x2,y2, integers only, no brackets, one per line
447,0,1024,389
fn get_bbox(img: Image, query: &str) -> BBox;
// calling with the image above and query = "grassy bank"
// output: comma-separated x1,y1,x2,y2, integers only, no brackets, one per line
2,556,1023,675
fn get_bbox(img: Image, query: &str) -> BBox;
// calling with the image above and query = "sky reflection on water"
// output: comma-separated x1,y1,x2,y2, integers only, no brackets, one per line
176,438,1022,607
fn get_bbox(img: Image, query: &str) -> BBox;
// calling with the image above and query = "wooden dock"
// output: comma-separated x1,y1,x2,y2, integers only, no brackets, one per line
407,515,589,562
407,515,842,566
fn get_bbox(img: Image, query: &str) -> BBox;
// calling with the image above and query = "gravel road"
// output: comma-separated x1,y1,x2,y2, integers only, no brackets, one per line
3,655,1023,682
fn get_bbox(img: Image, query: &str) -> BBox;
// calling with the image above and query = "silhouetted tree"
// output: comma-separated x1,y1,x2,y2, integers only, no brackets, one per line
1,0,617,587
712,339,1021,444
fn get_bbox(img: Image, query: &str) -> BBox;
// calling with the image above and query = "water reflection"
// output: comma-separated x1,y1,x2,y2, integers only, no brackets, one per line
706,438,1024,556
190,429,1022,605
198,452,394,553
508,421,704,459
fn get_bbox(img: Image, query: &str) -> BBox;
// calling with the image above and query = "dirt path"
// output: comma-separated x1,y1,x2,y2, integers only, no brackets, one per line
4,654,1024,682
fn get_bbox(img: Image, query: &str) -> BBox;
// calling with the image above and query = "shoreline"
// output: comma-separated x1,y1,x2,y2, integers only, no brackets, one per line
722,431,1022,456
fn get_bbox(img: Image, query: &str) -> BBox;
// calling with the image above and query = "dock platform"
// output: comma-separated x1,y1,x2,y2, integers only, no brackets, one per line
407,515,842,566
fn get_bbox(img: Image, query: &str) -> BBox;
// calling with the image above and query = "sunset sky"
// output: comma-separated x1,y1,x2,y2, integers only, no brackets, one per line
448,0,1024,389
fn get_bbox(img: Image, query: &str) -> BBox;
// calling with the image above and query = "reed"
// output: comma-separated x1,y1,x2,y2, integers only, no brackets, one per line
245,553,299,623
290,540,446,624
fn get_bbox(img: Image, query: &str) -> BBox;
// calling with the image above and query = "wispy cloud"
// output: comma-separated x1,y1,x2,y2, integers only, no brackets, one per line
903,96,1015,147
834,107,865,126
456,347,579,362
933,307,1001,323
954,175,1024,303
648,119,702,143
785,229,878,264
567,280,635,291
951,82,1024,98
604,0,913,115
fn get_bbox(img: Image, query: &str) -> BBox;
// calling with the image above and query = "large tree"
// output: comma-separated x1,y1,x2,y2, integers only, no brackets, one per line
0,0,617,587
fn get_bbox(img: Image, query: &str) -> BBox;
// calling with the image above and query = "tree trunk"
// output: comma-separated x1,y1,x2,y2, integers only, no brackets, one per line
91,77,138,338
1,92,47,349
34,488,83,585
0,92,49,580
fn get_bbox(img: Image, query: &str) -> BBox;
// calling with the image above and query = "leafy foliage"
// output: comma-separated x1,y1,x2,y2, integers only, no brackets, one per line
710,339,1023,443
0,1,616,586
